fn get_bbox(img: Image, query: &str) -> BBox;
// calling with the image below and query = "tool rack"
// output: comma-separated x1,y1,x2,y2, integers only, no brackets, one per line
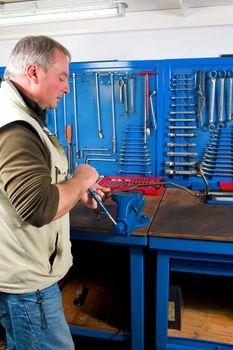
45,56,233,196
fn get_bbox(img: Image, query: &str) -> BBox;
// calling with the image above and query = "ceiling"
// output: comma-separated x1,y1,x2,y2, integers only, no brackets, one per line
1,0,233,11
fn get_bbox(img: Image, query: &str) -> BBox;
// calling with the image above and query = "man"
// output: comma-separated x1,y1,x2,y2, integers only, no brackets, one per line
0,35,109,349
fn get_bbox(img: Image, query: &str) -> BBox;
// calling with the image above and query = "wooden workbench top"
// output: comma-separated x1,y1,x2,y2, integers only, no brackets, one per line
70,190,164,236
149,188,233,242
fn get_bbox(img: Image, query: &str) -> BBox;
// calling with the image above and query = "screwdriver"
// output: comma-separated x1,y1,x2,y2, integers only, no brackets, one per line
88,188,117,226
66,124,72,175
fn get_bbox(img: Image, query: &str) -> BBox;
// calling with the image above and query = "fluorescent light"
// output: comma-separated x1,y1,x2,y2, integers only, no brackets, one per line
0,0,128,26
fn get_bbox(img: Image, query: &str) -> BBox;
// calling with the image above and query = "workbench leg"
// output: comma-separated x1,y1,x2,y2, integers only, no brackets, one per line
130,246,144,350
156,252,170,350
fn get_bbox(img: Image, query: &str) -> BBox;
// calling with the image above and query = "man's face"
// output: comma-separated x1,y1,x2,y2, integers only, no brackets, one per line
37,48,70,109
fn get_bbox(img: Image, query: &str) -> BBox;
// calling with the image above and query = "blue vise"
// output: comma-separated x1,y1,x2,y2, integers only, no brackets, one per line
111,190,150,236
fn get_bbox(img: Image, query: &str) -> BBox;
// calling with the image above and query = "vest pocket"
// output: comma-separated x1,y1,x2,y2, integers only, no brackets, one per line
49,232,58,273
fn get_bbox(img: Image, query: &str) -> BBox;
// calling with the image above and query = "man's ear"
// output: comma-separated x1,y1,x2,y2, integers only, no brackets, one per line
26,63,39,83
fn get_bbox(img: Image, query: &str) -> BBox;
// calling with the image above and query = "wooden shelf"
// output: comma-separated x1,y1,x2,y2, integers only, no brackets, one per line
61,242,131,335
168,273,233,344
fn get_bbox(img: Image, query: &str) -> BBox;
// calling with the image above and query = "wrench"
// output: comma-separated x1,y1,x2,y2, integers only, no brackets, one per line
95,73,103,139
208,70,217,131
226,71,233,124
217,70,226,129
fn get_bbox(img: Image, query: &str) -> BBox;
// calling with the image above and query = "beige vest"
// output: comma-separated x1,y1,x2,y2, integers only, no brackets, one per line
0,81,73,293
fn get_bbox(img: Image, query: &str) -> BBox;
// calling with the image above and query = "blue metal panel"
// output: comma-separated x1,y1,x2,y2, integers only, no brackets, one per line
69,325,130,341
150,237,233,350
47,60,160,177
70,229,147,246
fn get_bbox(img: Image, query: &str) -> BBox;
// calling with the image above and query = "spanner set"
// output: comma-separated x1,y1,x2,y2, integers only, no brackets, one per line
44,57,233,197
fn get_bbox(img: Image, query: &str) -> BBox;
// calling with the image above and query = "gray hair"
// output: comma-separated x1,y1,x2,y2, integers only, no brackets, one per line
4,35,71,79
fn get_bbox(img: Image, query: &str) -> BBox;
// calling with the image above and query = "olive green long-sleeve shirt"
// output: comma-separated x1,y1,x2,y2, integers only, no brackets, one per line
0,83,59,227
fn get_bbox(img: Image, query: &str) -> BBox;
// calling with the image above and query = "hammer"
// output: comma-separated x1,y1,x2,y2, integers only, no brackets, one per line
137,71,157,136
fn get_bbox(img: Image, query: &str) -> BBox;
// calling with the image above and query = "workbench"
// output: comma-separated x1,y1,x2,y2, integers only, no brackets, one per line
149,188,233,350
62,193,162,350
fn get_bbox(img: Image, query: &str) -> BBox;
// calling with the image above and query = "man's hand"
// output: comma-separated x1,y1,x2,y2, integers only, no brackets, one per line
80,183,111,209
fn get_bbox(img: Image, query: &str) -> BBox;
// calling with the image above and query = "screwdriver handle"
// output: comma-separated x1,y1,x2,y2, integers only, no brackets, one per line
66,124,72,144
88,188,117,226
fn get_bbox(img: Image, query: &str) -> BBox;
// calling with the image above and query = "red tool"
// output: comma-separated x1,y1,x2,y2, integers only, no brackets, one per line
98,176,163,195
137,71,157,136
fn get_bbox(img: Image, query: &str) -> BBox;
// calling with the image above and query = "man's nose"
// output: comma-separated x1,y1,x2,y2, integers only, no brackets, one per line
64,80,70,94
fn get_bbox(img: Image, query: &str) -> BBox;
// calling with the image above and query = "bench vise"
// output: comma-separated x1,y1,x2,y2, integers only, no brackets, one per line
88,188,149,236
111,190,150,236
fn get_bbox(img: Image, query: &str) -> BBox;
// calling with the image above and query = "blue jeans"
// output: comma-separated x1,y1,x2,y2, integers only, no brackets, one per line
0,283,74,350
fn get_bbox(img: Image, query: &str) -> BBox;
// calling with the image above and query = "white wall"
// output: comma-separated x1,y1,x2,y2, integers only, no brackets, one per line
0,5,233,65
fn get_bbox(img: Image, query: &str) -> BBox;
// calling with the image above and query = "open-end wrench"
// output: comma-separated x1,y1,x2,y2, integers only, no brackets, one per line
197,70,205,128
95,73,103,139
150,90,157,130
208,70,217,131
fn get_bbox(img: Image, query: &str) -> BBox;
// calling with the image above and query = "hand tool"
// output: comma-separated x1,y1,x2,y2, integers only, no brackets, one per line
88,188,149,236
169,126,197,130
137,71,157,137
129,75,135,113
226,71,233,124
83,153,112,164
168,133,197,138
110,73,117,153
118,170,152,175
171,83,193,87
167,142,196,148
208,70,217,131
86,158,117,165
170,96,194,100
217,70,226,129
197,70,205,128
88,188,117,226
170,103,195,107
95,73,103,139
72,73,80,158
170,88,193,91
167,152,198,157
66,124,72,175
123,78,129,116
165,161,196,166
170,111,196,115
119,78,124,104
168,118,196,122
165,169,197,175
149,90,157,130
79,148,110,158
